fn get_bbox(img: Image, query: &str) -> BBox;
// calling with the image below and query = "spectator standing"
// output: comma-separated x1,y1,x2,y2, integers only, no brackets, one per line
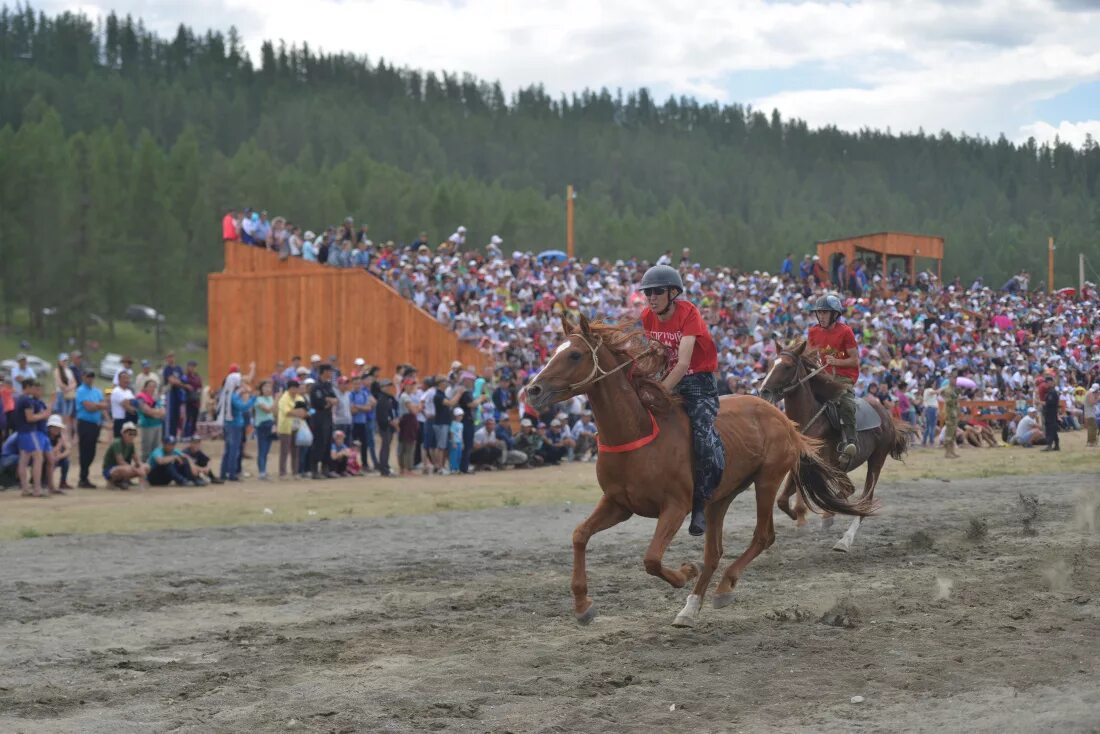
11,354,35,397
112,356,134,386
254,381,275,480
1041,375,1061,452
13,380,50,497
182,361,203,437
374,379,398,477
1,375,13,441
921,383,939,447
222,208,239,242
308,365,338,479
942,372,960,459
455,371,484,474
136,378,166,461
216,373,254,482
110,371,138,438
333,376,353,439
74,370,106,488
431,375,453,474
397,378,420,476
135,360,161,396
162,352,185,439
276,380,306,478
349,374,376,473
1086,384,1099,448
52,353,77,438
449,408,464,471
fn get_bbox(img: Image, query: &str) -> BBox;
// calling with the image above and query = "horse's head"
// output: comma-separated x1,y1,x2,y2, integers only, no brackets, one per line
759,342,809,405
525,314,604,411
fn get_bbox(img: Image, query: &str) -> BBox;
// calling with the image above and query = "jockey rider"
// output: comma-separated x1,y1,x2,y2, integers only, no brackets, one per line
807,293,859,462
639,264,725,537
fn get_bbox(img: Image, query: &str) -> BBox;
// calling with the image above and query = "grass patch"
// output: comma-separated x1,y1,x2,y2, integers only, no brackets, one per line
18,526,41,539
0,435,1097,541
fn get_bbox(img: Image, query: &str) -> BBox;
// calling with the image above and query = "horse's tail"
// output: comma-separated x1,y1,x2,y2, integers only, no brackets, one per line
790,432,876,517
890,419,918,461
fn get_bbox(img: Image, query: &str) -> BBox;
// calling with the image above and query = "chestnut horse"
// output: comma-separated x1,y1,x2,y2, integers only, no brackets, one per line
525,315,873,627
759,341,916,552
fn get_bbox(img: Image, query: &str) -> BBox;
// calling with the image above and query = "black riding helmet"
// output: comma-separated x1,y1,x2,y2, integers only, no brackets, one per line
810,292,845,325
639,265,684,316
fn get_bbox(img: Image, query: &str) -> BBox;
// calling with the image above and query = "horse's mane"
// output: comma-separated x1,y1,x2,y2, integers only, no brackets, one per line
786,340,848,402
586,320,681,415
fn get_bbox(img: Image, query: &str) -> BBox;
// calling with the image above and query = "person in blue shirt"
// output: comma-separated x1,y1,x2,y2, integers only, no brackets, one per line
162,352,185,439
781,253,794,278
349,374,377,473
148,435,202,486
216,373,256,482
13,379,50,497
449,408,464,472
1,433,19,487
74,370,107,488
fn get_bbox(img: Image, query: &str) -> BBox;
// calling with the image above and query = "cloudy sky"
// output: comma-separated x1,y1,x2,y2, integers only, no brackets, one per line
50,0,1100,146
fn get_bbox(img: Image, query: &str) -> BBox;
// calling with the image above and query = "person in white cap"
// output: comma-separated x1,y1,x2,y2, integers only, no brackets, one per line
11,353,34,397
102,421,149,490
448,226,467,250
448,408,465,471
45,413,72,492
1085,384,1099,447
1011,407,1042,447
309,354,322,379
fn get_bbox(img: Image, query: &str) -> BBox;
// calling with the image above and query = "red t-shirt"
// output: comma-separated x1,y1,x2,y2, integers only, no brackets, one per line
642,301,718,375
222,213,238,241
808,323,859,381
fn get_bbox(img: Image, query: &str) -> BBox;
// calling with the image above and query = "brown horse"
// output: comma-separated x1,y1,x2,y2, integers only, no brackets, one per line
525,315,873,627
759,341,916,552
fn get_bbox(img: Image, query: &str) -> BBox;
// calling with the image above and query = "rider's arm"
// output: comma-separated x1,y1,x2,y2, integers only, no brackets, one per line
662,335,695,391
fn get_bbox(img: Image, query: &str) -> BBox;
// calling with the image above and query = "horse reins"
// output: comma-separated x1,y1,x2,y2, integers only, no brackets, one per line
759,350,830,431
568,335,653,391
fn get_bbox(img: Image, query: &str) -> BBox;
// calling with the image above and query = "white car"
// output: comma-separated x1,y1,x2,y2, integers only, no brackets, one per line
2,354,51,378
98,353,125,380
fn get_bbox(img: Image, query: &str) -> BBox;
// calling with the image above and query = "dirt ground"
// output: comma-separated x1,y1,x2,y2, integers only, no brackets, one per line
2,465,1099,733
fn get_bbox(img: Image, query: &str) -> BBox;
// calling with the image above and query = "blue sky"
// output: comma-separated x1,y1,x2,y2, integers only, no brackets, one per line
50,0,1100,146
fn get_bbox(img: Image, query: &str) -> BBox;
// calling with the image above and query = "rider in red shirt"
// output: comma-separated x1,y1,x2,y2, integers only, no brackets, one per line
639,265,724,536
807,293,859,463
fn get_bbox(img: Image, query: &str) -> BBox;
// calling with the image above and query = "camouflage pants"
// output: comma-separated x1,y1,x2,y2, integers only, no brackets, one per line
834,376,857,431
677,372,726,503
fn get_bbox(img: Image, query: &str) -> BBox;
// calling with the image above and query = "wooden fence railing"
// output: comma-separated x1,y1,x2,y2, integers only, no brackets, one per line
208,244,490,385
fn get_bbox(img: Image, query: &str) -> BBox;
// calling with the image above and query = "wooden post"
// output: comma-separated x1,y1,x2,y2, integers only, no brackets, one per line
566,184,575,260
1081,253,1086,298
1048,236,1054,293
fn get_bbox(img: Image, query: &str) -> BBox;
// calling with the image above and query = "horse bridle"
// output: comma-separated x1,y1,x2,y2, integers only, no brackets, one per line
759,350,827,399
567,334,650,391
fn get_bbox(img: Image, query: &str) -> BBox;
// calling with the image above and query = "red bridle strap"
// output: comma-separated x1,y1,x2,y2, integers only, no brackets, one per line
597,411,660,454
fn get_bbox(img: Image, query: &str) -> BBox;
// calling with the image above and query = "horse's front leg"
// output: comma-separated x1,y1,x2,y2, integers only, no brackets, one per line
571,495,632,625
642,503,694,594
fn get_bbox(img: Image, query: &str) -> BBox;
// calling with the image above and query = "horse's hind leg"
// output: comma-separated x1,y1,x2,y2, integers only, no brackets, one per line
571,496,632,624
674,494,734,627
833,452,884,553
714,475,781,603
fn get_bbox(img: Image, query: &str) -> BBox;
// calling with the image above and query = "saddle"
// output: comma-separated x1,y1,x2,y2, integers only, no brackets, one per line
823,397,882,432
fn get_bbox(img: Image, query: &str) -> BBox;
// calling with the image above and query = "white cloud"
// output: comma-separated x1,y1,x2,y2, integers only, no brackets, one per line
1018,119,1100,147
40,0,1100,144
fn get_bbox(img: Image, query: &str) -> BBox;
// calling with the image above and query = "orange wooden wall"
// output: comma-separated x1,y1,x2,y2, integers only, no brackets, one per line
208,244,490,384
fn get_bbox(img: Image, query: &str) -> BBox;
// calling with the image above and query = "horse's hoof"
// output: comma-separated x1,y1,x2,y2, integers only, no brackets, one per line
680,561,702,580
712,592,737,609
576,604,597,625
672,613,696,628
821,517,835,531
832,540,850,553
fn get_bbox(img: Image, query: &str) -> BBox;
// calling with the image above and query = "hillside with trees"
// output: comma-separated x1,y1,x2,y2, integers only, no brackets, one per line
1,5,1098,334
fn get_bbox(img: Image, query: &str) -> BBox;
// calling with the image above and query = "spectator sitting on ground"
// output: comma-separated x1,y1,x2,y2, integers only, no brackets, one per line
470,416,504,470
148,435,203,487
182,435,221,484
330,430,354,475
570,411,598,461
103,422,149,490
513,418,545,467
1011,407,1044,447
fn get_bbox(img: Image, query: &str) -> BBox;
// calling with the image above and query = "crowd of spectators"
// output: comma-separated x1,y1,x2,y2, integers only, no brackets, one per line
3,214,1098,497
223,208,1100,444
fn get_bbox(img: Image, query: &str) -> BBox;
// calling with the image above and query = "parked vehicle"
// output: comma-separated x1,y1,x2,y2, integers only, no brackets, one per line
125,304,166,323
1,354,51,377
98,353,125,380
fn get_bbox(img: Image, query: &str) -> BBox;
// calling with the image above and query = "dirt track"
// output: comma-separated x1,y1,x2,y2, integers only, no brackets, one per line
1,472,1099,733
